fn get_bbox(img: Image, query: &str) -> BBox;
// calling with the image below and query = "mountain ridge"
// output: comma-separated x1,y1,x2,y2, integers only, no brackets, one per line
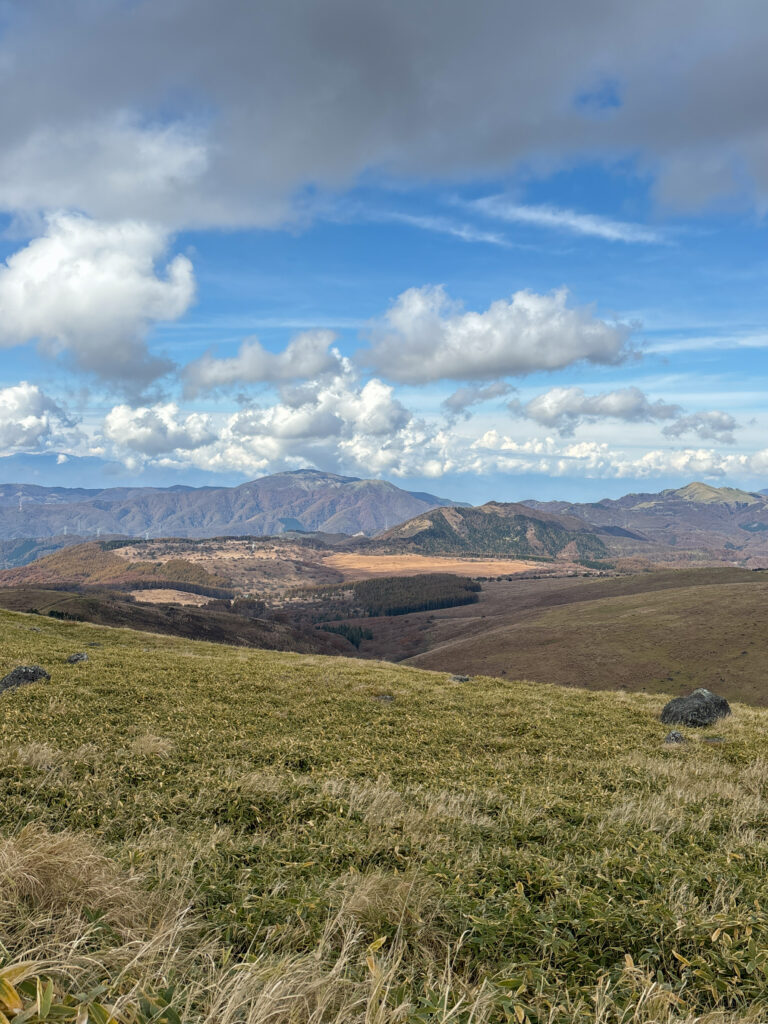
0,469,466,541
523,480,768,566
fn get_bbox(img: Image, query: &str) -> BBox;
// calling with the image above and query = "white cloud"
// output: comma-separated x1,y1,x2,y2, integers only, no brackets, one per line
662,410,739,444
367,285,632,384
442,382,514,420
509,386,681,436
509,385,742,444
102,375,411,475
472,197,665,244
0,214,194,388
95,384,767,487
182,330,343,397
380,212,511,247
103,404,216,456
0,382,78,453
464,432,761,481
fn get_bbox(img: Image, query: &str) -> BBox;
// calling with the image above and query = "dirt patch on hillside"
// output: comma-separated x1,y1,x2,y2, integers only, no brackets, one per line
129,589,210,606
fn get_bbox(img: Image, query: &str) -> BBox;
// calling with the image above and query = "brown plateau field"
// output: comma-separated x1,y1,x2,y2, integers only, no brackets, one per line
306,552,540,580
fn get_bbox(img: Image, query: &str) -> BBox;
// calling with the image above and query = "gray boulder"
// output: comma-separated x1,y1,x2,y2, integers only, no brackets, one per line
67,652,89,664
0,665,51,694
660,688,731,728
664,730,686,744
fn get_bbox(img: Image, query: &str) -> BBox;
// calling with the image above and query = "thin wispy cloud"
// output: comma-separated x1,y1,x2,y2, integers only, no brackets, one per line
645,334,768,354
382,212,513,247
472,196,665,244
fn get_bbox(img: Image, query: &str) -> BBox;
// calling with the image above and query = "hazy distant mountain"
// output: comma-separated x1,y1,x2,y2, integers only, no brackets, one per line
524,482,768,565
0,469,465,541
367,501,611,563
0,452,246,489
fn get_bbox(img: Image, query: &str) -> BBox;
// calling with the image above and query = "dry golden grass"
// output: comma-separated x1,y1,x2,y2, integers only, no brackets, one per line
321,552,539,580
128,734,174,758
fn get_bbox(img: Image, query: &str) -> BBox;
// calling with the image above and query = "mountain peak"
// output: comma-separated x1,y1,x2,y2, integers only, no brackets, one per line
671,482,761,505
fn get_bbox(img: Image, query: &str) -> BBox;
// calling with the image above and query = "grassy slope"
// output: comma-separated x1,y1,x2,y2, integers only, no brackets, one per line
0,586,348,654
0,609,767,1022
403,570,768,704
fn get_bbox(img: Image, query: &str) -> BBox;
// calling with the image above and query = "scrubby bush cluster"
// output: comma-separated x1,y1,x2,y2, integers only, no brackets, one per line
320,623,374,647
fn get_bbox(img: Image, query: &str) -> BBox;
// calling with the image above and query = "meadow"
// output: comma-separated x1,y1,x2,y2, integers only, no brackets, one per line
0,607,766,1022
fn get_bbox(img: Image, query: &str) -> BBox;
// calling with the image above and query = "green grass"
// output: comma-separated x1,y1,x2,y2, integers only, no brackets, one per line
0,608,767,1022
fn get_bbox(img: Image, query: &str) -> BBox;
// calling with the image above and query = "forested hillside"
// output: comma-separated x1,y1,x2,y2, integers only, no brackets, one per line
369,503,610,563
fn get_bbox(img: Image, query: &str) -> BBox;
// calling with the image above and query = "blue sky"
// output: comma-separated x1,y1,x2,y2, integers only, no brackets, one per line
0,1,767,504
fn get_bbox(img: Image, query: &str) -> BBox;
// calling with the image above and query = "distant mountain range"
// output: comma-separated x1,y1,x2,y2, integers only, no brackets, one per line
0,469,466,541
2,472,768,568
524,482,768,566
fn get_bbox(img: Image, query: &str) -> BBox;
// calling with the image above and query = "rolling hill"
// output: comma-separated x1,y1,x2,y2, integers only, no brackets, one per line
524,481,768,565
0,469,465,541
0,541,234,593
399,567,768,704
365,501,613,562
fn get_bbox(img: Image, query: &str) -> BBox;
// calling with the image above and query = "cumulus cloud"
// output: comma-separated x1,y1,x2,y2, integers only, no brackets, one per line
102,375,412,476
662,410,739,444
509,386,681,436
0,382,78,452
367,286,631,384
182,330,343,397
103,404,216,456
508,386,741,444
465,432,762,481
442,382,514,420
96,384,762,486
0,214,194,388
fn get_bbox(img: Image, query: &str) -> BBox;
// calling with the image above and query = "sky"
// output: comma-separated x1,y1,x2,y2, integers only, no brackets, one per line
1,0,768,504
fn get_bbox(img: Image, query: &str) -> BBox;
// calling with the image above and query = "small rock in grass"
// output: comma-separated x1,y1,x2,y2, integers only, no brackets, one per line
67,652,88,664
0,665,50,694
660,688,731,728
450,674,470,683
664,730,686,744
374,694,395,703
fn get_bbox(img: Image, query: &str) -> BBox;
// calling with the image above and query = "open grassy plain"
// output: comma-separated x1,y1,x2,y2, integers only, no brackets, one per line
0,608,767,1022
